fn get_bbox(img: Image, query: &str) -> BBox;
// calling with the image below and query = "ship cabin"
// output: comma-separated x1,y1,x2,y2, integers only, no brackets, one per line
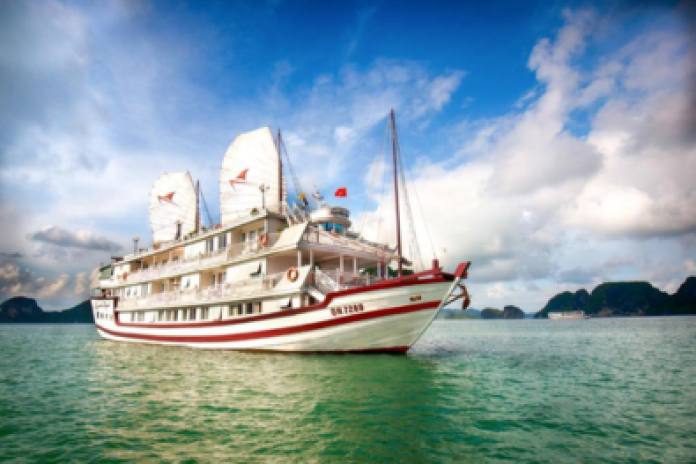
98,205,400,324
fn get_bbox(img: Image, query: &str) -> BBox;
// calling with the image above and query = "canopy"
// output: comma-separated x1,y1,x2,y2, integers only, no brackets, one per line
149,172,197,243
220,127,285,224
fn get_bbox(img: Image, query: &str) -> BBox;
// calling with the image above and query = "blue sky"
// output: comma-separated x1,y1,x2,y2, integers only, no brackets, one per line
0,0,694,311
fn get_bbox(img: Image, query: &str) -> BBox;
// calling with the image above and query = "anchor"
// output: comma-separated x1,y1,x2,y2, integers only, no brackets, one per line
444,282,471,310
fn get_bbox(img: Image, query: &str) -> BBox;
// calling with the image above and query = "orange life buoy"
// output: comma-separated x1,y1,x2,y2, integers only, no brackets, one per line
259,232,269,247
287,267,299,282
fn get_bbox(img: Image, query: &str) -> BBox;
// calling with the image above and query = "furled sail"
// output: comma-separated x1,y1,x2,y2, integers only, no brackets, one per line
219,127,285,224
149,172,197,243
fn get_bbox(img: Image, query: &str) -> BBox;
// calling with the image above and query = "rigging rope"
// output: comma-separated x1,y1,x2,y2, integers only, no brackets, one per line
396,135,437,263
199,187,214,227
358,120,390,237
394,127,424,271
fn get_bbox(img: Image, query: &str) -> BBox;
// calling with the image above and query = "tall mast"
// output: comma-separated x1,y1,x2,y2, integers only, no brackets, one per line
390,109,403,278
277,129,283,205
195,180,201,233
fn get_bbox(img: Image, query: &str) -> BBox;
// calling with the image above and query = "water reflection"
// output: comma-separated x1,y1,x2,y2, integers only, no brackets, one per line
84,339,467,460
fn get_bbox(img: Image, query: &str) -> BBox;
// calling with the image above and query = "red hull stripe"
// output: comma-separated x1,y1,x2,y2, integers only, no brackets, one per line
113,277,447,329
95,300,440,344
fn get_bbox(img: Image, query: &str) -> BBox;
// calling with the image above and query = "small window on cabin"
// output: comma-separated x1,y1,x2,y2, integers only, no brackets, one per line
241,232,246,243
159,311,164,321
249,230,256,242
201,307,209,320
219,234,228,249
207,238,215,253
245,303,254,315
254,302,262,314
172,310,178,322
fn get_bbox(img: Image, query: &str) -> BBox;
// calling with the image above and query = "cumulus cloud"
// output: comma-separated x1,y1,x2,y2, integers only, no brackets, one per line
74,267,99,298
359,6,696,311
0,255,73,302
27,226,122,252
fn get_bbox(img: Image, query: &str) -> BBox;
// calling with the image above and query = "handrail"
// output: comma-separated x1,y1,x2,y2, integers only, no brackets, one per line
118,272,286,309
112,233,282,286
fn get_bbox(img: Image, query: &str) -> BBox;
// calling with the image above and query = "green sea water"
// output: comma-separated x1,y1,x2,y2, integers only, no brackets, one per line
1,318,695,462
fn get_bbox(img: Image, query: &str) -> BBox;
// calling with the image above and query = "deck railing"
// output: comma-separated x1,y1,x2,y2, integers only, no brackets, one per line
301,229,394,259
117,269,392,310
114,233,281,285
118,272,286,310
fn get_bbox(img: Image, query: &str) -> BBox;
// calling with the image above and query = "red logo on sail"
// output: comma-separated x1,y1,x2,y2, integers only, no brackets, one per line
158,192,175,203
230,169,249,186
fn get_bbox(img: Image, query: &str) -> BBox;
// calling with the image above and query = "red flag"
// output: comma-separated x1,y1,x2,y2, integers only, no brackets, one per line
335,187,347,197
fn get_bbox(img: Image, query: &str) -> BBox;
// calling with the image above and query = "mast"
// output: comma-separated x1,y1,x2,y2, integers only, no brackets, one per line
390,109,403,278
277,129,283,206
195,180,201,233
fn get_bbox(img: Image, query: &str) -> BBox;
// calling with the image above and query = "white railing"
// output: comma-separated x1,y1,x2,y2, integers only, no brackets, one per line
307,269,386,294
119,272,286,310
115,233,282,286
302,229,394,259
124,207,288,261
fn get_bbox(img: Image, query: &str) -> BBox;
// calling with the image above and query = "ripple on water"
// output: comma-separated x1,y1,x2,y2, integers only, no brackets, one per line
1,319,695,461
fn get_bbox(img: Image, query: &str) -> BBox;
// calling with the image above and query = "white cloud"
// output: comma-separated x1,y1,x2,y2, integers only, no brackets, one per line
27,225,122,252
361,7,696,311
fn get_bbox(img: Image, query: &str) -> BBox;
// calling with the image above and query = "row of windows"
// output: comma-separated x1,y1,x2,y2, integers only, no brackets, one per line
112,284,149,299
149,302,263,323
96,313,112,321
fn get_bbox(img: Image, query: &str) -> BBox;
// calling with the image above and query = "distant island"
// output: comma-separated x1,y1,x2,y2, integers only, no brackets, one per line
535,276,696,318
2,275,695,323
0,297,93,323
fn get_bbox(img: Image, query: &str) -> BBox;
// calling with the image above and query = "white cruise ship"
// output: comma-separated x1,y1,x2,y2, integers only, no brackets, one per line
91,112,472,352
548,311,588,320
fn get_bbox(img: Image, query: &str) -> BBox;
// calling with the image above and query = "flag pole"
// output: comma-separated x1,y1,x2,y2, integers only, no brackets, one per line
390,109,402,278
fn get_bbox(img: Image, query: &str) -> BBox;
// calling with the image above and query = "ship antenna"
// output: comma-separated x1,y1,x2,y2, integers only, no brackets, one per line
390,109,403,278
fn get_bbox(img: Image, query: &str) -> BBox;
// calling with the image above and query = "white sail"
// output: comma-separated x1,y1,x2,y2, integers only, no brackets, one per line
219,127,285,224
148,172,197,244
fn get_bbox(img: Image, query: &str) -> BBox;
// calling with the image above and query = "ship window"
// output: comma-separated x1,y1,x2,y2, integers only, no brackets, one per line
249,230,256,242
207,237,215,253
241,232,246,243
201,307,209,320
245,303,254,315
172,310,178,322
159,311,164,321
254,302,262,314
219,234,228,249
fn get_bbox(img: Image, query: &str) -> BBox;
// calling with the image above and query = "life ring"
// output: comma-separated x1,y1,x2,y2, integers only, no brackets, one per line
258,232,269,247
287,267,299,282
123,272,128,281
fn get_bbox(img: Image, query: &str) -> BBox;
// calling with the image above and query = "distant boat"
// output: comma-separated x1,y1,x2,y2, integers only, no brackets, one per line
548,311,587,320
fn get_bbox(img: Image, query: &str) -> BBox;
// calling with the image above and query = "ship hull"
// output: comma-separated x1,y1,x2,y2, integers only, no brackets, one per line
91,276,460,353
